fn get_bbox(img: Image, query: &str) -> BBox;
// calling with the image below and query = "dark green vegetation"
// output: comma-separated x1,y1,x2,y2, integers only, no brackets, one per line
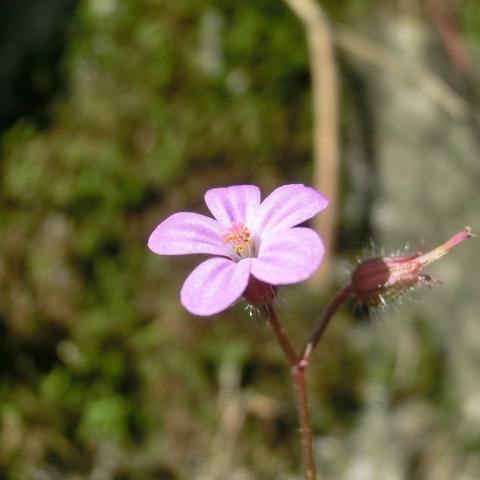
1,1,479,478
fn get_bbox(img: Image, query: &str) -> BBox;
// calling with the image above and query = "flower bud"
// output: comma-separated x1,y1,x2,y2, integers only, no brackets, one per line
351,227,474,307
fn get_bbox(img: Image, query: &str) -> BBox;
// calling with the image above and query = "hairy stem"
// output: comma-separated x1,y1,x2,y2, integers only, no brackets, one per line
265,303,315,479
293,363,316,480
264,303,299,367
301,285,353,364
264,285,353,480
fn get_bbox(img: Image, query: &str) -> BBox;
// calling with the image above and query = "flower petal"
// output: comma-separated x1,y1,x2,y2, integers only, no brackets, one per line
181,257,252,316
251,184,328,235
251,227,324,284
204,185,261,227
148,212,227,256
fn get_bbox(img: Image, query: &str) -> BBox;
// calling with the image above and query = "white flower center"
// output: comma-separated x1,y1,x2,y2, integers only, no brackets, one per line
221,222,256,259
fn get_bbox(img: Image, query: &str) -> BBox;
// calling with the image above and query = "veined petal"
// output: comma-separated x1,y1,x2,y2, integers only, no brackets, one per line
205,185,261,227
148,212,227,256
181,257,252,316
251,227,324,284
251,184,328,235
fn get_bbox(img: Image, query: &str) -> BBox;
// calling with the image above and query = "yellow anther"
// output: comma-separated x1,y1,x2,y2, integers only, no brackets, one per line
222,223,252,255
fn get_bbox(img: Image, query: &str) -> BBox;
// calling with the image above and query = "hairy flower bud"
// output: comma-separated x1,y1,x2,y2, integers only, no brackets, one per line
351,227,474,307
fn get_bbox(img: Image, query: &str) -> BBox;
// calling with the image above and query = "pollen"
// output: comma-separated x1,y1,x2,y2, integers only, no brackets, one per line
222,222,252,255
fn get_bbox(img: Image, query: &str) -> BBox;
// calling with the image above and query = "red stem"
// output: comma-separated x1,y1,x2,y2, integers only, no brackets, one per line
264,303,299,367
293,364,316,480
301,285,353,365
264,285,352,480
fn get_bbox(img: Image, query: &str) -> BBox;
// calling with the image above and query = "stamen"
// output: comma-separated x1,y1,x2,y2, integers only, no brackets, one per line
222,222,253,256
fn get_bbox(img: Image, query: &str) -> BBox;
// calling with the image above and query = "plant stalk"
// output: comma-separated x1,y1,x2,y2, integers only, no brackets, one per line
263,286,351,479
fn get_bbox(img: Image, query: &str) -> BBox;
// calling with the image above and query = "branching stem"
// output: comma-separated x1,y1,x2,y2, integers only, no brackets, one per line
264,285,353,480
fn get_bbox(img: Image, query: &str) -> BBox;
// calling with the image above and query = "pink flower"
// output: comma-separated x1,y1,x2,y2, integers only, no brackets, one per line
148,184,328,316
351,227,474,307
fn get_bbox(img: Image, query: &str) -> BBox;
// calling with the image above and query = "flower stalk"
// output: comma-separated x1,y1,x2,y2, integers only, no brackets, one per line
264,286,353,480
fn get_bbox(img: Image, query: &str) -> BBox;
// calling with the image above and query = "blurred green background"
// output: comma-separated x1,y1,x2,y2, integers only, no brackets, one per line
1,0,479,479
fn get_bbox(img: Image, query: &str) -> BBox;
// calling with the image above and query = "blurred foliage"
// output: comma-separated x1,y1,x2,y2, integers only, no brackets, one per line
0,0,479,478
